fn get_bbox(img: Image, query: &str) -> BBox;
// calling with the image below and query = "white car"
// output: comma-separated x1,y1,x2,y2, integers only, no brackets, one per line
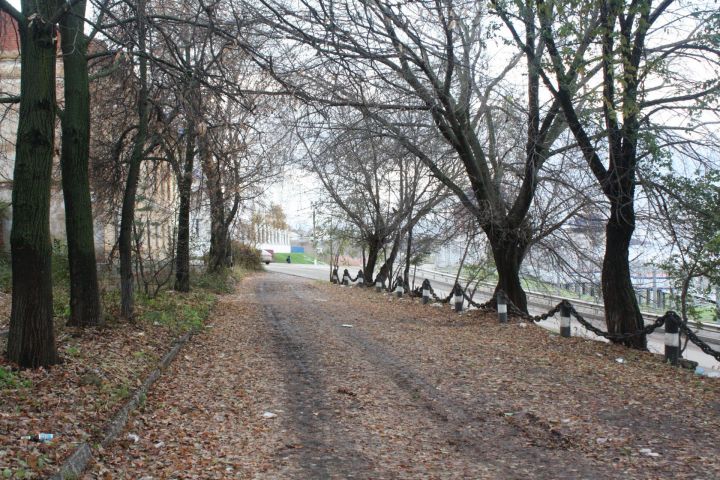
259,249,273,265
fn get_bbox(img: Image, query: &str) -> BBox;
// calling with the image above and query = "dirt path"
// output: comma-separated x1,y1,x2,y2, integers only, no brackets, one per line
88,273,720,479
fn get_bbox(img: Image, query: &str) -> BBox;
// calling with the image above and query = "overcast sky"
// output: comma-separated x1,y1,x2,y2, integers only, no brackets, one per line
267,167,321,231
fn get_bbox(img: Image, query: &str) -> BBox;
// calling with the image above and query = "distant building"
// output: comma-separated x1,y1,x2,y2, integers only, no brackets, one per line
254,225,292,254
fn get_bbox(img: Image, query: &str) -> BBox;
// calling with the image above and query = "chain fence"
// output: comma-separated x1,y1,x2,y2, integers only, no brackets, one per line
348,269,363,282
680,323,720,362
332,271,720,364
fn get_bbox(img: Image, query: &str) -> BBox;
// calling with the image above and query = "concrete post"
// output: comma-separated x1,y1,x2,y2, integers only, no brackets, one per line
560,302,571,338
664,312,680,366
497,291,508,323
422,279,431,305
453,284,463,313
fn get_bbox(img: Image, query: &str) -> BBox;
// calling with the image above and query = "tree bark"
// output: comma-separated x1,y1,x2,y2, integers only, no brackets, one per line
403,224,412,290
376,232,402,285
59,0,103,327
602,196,646,349
174,118,195,292
488,230,529,312
363,237,382,283
119,0,148,320
198,129,231,273
7,6,59,367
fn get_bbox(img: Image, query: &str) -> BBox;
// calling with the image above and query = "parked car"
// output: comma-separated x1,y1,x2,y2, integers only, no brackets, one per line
259,249,273,265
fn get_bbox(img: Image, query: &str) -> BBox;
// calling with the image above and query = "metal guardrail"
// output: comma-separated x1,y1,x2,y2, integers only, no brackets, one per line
414,267,720,338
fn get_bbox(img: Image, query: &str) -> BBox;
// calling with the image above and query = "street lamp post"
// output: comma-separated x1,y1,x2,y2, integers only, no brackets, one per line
312,205,317,265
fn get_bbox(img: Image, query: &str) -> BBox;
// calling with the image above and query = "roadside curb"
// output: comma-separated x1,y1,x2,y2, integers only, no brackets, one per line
49,330,195,480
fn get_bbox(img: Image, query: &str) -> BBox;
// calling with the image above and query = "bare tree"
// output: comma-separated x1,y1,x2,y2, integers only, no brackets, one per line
296,109,453,282
494,0,720,346
241,0,574,311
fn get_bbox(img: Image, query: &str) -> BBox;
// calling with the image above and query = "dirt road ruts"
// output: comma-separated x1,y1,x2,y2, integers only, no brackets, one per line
256,275,617,480
88,273,720,479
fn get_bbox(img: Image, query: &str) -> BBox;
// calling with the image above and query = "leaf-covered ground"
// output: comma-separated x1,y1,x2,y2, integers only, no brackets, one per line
87,274,720,479
0,290,217,479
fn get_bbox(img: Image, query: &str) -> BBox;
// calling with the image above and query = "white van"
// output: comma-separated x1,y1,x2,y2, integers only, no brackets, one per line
259,249,273,265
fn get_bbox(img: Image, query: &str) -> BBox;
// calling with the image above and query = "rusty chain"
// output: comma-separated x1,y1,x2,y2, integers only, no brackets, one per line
565,303,667,340
461,288,495,312
679,323,720,362
500,292,667,340
369,278,708,342
363,277,719,362
501,300,662,343
501,294,562,323
426,282,453,303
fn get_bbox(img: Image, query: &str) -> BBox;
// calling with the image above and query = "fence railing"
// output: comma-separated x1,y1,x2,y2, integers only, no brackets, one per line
330,268,720,368
411,266,720,339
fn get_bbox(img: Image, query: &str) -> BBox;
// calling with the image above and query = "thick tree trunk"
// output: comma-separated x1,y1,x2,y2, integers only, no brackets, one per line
364,237,382,283
206,180,228,271
174,120,195,292
119,0,148,320
602,197,646,349
488,231,529,313
200,133,229,272
376,233,402,285
7,10,59,367
59,0,103,327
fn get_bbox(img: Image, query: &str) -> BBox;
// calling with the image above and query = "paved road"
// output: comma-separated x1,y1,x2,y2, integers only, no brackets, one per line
266,263,720,370
90,273,720,479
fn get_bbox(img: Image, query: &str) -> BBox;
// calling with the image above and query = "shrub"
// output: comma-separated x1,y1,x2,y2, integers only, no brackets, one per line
0,255,10,292
138,290,216,332
0,366,30,389
230,241,263,271
192,269,236,294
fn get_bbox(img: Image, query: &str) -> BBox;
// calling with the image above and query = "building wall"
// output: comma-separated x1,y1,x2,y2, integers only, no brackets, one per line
98,163,177,261
0,11,177,261
0,11,71,253
255,225,292,254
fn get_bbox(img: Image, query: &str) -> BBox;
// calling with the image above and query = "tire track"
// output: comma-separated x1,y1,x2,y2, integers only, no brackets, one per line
257,281,373,479
272,274,621,479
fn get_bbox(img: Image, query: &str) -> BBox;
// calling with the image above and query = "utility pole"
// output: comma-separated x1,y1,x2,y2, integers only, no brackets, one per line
312,205,317,265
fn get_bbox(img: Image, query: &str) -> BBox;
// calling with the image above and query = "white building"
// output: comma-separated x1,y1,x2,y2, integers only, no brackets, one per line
255,224,292,254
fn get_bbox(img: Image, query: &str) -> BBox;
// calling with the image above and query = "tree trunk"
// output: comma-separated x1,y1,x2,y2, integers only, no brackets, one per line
7,9,59,367
119,145,144,320
200,135,228,272
602,197,646,349
488,230,529,313
403,225,412,290
376,232,402,284
174,119,195,292
363,237,382,283
119,0,148,320
59,0,103,327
